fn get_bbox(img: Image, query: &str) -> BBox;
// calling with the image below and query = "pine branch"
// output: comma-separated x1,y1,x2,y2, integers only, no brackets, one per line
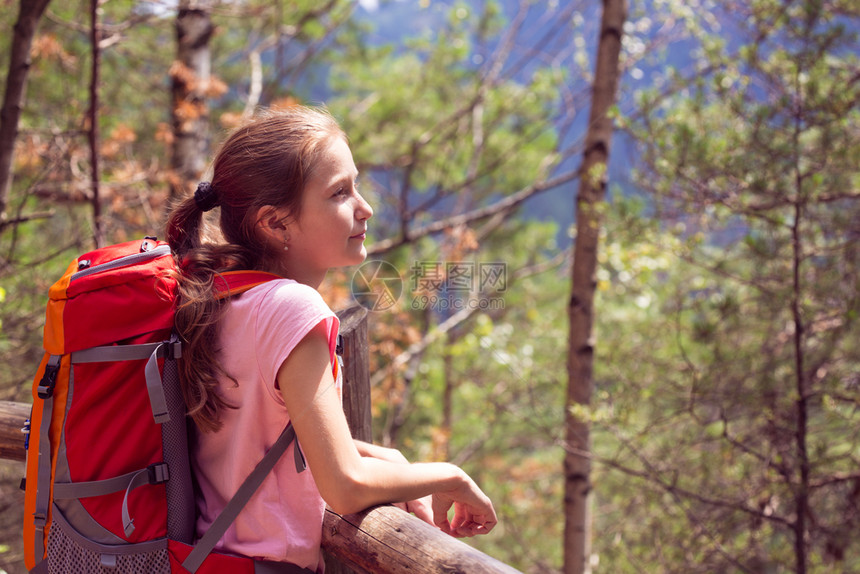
368,169,578,256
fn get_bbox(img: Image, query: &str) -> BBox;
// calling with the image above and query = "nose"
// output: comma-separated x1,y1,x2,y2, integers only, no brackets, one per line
355,191,373,221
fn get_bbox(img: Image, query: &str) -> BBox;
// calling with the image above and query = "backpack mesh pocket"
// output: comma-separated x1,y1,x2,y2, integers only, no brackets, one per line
46,509,170,574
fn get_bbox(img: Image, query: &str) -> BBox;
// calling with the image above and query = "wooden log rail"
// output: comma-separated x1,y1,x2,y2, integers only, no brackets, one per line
0,305,520,574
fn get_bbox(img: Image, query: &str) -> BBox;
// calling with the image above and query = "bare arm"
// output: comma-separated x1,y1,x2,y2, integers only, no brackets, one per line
277,322,496,537
353,439,406,461
352,439,435,525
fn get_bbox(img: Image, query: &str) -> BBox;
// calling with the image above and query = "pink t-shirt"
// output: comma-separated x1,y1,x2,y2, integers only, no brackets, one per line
192,279,340,572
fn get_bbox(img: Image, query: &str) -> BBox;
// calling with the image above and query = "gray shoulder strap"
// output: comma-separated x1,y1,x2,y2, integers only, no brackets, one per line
181,423,304,573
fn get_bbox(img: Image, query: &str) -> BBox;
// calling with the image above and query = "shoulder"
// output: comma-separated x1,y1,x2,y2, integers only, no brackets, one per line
256,279,333,315
228,279,339,385
263,279,327,304
242,279,336,330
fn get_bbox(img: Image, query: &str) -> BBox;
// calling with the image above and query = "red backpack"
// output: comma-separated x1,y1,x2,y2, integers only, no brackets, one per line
23,237,313,574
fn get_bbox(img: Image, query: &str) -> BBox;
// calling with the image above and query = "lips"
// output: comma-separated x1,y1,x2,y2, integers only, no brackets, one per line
350,231,367,239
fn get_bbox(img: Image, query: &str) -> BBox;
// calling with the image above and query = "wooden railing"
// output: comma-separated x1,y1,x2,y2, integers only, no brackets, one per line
0,305,520,574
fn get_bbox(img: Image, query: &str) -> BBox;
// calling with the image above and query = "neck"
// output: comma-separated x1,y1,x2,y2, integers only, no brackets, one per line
272,260,327,289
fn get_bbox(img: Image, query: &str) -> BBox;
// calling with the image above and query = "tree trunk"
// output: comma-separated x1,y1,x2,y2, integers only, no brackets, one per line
170,0,214,201
89,0,104,247
438,342,454,462
564,2,627,574
0,0,52,230
790,81,809,574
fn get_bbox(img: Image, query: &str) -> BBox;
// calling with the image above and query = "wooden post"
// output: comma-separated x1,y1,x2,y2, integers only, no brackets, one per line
336,305,371,442
326,305,370,574
0,400,28,463
323,505,522,574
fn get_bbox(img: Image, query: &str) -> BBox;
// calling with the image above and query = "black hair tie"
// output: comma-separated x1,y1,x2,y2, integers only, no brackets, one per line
194,181,220,212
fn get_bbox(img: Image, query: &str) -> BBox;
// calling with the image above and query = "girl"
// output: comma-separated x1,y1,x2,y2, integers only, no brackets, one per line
166,106,496,572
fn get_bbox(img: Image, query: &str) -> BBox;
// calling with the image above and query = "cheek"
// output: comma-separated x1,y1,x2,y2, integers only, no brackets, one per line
334,205,356,226
298,203,353,241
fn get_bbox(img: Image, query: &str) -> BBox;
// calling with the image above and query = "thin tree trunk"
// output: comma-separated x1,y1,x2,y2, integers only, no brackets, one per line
89,0,104,247
0,0,52,230
790,71,809,574
439,342,454,462
170,0,214,200
564,2,626,574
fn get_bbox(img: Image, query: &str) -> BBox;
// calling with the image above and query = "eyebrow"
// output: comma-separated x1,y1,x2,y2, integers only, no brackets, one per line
325,171,359,191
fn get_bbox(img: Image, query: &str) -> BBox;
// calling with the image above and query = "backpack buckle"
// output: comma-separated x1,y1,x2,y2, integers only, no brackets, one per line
140,236,158,252
146,463,170,485
36,356,62,399
154,339,182,360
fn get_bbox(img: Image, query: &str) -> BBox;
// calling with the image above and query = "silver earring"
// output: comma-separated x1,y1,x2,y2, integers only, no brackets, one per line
283,237,289,251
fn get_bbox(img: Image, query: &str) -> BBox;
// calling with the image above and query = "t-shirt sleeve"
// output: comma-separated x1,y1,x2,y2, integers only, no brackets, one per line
253,281,340,403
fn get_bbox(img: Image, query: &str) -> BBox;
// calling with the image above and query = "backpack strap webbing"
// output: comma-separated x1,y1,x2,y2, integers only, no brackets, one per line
51,463,170,537
181,422,306,573
51,464,169,500
213,270,282,300
32,354,62,569
71,336,182,425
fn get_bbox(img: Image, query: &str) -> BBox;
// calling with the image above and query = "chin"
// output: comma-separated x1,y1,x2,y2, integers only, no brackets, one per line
339,250,367,268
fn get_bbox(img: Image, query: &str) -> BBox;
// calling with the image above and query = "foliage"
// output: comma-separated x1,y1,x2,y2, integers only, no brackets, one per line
327,3,566,244
372,218,568,568
616,1,860,571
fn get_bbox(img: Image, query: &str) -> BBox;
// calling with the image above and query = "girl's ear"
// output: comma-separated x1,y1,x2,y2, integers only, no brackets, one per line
254,205,288,246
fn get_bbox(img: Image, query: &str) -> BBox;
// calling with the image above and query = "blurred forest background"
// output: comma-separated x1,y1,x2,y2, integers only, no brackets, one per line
1,0,859,573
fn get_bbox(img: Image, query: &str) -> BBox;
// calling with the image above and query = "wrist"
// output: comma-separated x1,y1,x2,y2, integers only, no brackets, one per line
441,463,470,491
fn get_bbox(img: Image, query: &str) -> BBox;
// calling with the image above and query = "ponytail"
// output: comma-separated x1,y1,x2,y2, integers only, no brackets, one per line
167,186,254,433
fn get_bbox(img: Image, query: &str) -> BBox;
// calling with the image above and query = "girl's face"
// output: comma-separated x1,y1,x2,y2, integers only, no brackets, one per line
278,137,373,286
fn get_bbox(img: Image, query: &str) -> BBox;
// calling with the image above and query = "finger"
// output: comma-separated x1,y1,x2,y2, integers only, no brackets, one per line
467,518,497,536
432,499,453,535
451,513,496,537
454,521,485,537
435,515,453,535
408,499,434,525
449,503,472,531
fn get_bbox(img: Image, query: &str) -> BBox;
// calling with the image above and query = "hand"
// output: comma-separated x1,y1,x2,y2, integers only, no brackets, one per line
431,475,497,538
393,495,434,525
